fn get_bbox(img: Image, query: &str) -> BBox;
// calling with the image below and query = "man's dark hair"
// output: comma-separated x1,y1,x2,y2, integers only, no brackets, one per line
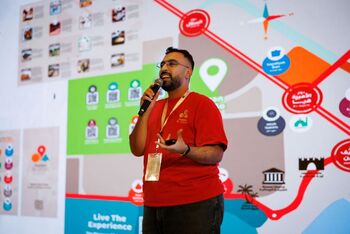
165,47,195,70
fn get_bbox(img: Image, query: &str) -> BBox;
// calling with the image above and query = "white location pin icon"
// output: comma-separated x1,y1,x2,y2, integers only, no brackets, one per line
199,58,227,92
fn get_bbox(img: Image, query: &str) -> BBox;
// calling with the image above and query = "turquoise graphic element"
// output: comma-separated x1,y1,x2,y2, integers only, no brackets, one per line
109,82,118,90
65,198,142,234
64,197,267,234
263,3,269,18
130,79,140,88
294,117,308,128
219,198,268,233
5,145,14,157
42,154,49,162
303,199,350,234
3,199,12,211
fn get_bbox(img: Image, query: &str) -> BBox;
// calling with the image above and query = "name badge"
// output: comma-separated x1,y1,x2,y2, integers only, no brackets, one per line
145,153,162,181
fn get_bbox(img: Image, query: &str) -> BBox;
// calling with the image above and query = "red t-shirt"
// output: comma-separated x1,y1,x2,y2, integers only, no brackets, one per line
143,92,228,206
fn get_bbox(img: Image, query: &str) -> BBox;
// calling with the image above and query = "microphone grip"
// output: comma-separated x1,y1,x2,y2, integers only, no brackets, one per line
138,83,161,116
138,101,151,116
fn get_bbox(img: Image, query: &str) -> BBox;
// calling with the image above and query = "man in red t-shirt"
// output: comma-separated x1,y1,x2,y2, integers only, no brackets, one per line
129,47,228,234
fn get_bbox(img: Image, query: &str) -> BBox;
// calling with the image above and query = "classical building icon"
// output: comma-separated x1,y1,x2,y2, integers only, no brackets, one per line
262,168,285,184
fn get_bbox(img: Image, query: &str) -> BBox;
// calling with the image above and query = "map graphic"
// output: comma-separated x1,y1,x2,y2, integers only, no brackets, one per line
65,1,349,233
1,0,349,233
152,1,350,233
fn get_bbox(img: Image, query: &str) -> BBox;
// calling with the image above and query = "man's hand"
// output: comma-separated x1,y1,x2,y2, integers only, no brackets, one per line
139,84,160,117
155,129,224,164
156,129,188,154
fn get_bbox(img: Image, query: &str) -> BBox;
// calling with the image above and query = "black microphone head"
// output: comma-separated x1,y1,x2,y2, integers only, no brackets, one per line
138,78,163,116
154,78,163,87
150,78,163,93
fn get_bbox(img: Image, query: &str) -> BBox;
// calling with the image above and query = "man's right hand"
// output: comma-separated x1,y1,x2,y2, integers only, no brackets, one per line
139,85,160,117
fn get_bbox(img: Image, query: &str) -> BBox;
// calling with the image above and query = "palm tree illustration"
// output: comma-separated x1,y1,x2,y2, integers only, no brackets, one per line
237,184,259,204
237,184,253,203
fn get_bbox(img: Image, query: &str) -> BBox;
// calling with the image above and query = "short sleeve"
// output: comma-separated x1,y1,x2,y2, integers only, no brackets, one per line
193,96,228,151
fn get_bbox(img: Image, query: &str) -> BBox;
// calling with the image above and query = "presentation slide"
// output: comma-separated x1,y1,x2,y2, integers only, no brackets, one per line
0,0,349,234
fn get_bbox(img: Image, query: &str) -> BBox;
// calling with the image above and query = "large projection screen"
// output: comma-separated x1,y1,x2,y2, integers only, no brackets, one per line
0,0,349,234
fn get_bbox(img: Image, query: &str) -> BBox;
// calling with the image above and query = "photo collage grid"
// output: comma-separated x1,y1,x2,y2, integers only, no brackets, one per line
18,0,142,85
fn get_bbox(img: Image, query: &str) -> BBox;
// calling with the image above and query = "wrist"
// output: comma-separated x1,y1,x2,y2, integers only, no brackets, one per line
181,144,191,156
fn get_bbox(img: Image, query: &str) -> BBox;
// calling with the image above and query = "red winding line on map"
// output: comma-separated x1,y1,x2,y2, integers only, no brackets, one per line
65,159,335,220
312,50,350,86
223,156,334,220
153,0,350,220
155,0,350,136
63,1,350,221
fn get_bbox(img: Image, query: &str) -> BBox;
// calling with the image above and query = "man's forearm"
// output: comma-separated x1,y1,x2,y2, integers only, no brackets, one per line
184,145,223,164
129,116,148,156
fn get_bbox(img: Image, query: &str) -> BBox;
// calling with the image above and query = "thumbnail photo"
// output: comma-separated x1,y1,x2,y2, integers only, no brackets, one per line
111,30,125,45
112,6,126,22
49,43,60,57
78,36,91,52
79,14,92,29
22,7,33,21
48,64,60,77
20,68,32,81
49,20,61,36
21,49,32,62
80,0,92,8
23,26,33,41
50,0,62,15
77,59,90,73
111,53,125,67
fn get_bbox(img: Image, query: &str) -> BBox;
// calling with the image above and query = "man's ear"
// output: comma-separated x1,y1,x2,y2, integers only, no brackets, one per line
186,69,192,80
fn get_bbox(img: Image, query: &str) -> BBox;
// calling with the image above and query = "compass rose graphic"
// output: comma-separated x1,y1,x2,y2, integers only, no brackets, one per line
243,3,293,39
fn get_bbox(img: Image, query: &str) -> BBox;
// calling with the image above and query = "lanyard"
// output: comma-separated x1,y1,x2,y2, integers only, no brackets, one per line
154,90,190,152
159,90,190,135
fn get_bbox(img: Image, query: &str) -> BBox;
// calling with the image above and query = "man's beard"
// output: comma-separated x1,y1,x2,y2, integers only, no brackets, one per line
161,75,182,92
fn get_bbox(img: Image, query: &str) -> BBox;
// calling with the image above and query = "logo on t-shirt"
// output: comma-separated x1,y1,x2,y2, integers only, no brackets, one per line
177,109,189,124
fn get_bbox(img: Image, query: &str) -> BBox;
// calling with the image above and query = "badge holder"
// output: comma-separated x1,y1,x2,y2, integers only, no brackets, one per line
145,140,162,181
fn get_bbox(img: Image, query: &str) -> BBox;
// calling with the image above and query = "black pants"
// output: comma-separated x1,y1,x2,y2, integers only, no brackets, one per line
142,194,224,234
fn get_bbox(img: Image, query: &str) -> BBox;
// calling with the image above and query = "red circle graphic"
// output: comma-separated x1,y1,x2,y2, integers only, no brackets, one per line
331,139,350,172
282,83,322,114
179,9,210,37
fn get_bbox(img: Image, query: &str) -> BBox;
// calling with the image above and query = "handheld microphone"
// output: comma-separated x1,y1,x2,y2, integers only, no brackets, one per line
138,78,163,116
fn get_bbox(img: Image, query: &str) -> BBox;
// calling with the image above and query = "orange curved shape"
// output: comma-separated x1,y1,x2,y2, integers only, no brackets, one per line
277,47,330,86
